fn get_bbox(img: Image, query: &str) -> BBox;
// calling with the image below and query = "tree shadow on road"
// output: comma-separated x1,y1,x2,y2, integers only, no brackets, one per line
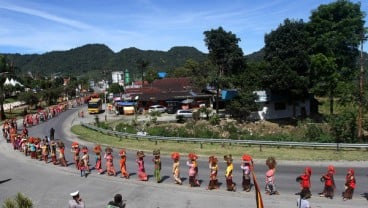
0,178,11,184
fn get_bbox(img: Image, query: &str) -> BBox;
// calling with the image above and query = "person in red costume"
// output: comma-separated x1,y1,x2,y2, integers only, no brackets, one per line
319,165,336,199
342,168,356,201
295,167,312,198
136,150,148,181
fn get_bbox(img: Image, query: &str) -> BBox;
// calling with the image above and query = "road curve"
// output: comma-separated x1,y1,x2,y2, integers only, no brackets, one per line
0,105,367,208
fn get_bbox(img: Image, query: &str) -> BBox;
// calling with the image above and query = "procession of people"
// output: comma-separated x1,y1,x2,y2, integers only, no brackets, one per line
1,105,361,206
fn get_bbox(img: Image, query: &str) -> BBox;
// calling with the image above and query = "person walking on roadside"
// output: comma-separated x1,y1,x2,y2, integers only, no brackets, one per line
50,127,55,140
187,153,200,187
224,154,236,191
265,156,278,195
68,191,85,208
296,167,312,199
71,142,80,170
57,141,67,167
93,145,103,174
81,146,90,173
319,165,336,199
241,154,254,192
342,168,356,201
50,140,58,165
207,156,219,190
119,149,129,179
136,150,148,181
171,152,182,185
152,149,161,183
104,147,116,176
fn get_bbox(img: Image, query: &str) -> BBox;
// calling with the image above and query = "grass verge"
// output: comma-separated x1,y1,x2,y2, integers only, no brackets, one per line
71,125,368,161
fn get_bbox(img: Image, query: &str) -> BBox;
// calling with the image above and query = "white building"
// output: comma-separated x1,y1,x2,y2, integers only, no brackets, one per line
112,71,124,86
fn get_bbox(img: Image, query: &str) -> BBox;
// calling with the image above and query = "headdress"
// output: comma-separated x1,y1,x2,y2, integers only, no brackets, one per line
188,153,198,160
224,154,233,163
171,152,180,160
93,145,101,153
266,156,277,169
137,150,145,158
305,167,312,176
57,141,65,148
242,154,253,162
153,149,160,156
119,149,126,156
328,165,335,174
105,146,113,153
347,168,354,175
71,141,79,148
81,146,88,153
208,155,218,164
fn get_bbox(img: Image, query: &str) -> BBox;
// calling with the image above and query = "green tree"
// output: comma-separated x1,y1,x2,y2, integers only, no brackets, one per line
204,27,246,113
263,19,310,117
0,55,11,120
308,0,365,114
17,92,39,109
145,68,158,85
108,83,124,95
2,192,33,208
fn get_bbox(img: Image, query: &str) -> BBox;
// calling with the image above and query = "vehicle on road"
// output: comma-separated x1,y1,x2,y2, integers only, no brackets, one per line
148,105,166,113
176,109,193,119
88,98,102,114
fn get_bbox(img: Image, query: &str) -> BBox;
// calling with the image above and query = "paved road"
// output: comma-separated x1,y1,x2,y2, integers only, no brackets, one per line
1,105,368,207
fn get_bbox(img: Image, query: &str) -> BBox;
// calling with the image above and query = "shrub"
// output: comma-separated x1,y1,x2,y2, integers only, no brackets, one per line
2,192,33,208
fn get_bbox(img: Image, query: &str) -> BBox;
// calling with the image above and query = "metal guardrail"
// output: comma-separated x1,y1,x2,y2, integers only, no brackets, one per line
81,123,368,150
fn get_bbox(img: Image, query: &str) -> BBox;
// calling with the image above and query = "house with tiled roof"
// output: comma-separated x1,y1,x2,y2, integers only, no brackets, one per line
123,77,212,113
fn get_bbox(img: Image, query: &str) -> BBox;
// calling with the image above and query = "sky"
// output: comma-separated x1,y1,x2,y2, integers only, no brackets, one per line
0,0,367,55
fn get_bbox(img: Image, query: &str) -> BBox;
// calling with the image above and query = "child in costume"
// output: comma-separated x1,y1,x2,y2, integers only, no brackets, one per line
186,153,200,187
296,167,312,199
319,165,335,199
57,141,67,166
171,152,182,185
342,168,356,201
28,137,36,159
265,156,278,195
136,150,148,181
224,154,236,191
119,149,129,178
152,149,161,183
79,159,86,177
104,147,116,176
207,156,218,190
40,139,49,164
81,146,89,173
50,140,57,165
241,154,253,192
71,141,80,169
93,145,103,174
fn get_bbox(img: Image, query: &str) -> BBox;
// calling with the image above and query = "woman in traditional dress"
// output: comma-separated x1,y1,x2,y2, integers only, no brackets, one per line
224,154,236,191
296,167,312,199
186,153,200,187
265,156,278,195
93,145,103,174
57,141,67,166
136,150,148,181
342,168,356,201
119,149,129,178
81,146,89,173
171,152,182,185
319,165,336,199
104,147,116,176
152,149,161,183
207,156,218,190
241,154,253,192
71,141,80,169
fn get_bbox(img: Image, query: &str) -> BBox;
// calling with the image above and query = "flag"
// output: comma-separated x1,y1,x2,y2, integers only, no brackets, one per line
252,171,264,208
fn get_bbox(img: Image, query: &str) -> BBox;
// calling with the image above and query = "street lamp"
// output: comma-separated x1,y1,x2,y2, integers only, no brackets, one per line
358,32,367,142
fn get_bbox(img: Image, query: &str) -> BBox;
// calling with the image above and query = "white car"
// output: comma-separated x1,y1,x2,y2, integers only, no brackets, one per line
148,105,166,113
176,109,193,118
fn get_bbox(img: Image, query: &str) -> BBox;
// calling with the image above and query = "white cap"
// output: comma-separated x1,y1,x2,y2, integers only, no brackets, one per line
70,191,79,197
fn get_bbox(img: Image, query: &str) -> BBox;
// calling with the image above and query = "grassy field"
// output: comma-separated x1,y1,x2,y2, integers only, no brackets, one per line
71,125,368,161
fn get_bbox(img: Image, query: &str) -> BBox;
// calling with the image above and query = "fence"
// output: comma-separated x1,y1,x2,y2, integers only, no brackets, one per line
81,123,368,151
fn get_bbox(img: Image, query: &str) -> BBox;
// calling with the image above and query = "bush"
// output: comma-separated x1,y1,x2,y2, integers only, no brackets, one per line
329,110,357,143
3,192,33,208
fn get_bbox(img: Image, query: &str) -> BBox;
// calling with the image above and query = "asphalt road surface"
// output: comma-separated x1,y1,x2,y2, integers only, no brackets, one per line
1,105,368,208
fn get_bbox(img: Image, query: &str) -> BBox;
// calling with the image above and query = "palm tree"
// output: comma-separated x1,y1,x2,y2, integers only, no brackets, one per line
2,192,33,208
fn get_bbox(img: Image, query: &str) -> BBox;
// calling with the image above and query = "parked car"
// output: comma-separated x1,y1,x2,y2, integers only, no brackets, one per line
148,105,167,113
176,109,193,119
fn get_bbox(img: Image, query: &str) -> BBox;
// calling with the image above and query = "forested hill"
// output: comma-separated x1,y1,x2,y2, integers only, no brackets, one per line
2,44,208,79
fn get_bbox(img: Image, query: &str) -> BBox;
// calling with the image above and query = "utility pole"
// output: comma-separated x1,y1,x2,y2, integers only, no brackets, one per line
358,33,367,142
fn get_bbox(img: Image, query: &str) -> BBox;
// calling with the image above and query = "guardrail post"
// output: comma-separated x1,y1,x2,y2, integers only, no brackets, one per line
155,140,158,145
200,143,203,149
336,143,339,151
259,144,262,152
